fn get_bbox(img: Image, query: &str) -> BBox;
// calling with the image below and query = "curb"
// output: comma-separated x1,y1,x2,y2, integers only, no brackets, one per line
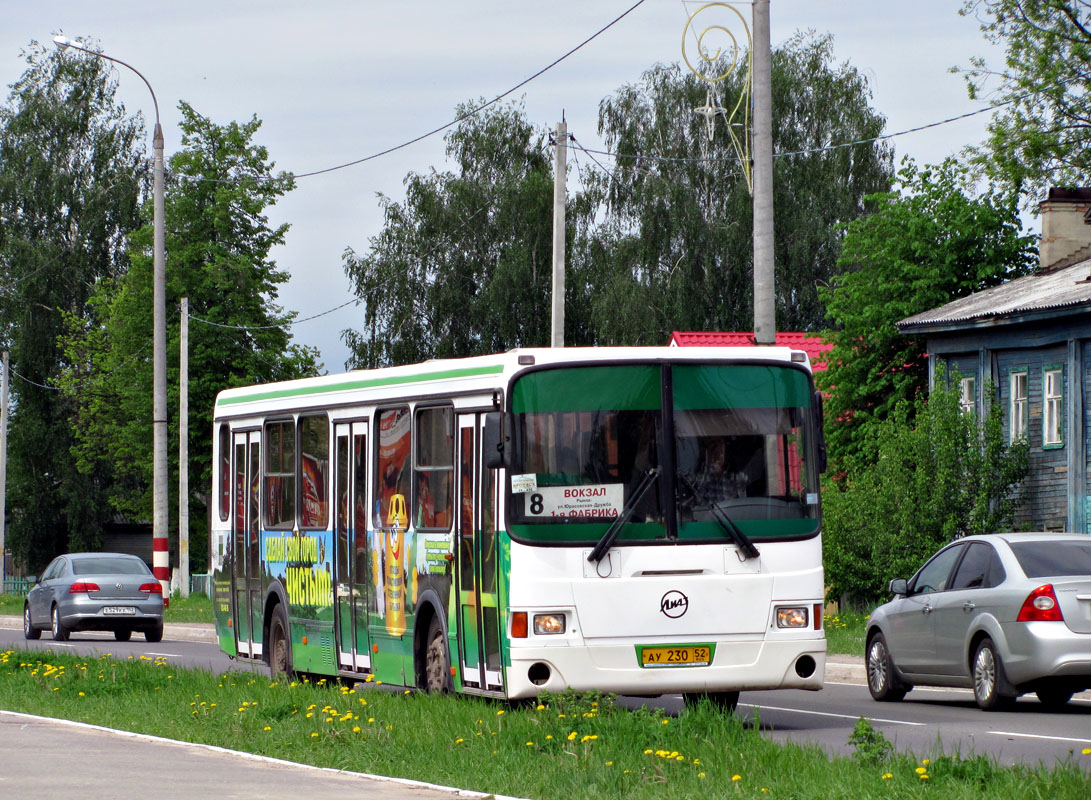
0,614,217,643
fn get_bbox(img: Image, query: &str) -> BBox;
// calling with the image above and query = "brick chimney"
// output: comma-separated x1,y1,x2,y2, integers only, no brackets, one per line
1039,187,1091,272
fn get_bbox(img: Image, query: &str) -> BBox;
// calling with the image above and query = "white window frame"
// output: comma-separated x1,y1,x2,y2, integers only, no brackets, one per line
1009,369,1028,444
959,375,977,416
1043,367,1063,448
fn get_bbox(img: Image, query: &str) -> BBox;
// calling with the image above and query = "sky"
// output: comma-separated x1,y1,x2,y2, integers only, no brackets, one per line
1,1,1009,372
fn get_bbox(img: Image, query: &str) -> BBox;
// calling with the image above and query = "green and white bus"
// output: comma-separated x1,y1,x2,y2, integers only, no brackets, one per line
210,347,827,703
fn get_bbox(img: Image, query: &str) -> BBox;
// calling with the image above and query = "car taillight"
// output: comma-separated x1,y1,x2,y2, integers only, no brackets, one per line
139,582,164,594
68,582,101,594
1016,584,1064,622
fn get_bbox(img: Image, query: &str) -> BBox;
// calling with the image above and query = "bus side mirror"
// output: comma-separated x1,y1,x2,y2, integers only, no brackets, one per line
813,390,828,474
483,412,511,469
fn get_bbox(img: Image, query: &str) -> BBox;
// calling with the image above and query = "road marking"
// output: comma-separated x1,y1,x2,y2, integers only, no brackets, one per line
144,652,175,658
989,730,1091,745
742,704,925,726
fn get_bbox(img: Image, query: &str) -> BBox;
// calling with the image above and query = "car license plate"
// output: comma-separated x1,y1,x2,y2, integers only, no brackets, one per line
102,606,136,615
639,644,713,667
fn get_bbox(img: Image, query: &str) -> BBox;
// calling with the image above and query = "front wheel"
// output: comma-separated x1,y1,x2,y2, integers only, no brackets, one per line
422,616,449,693
866,633,907,701
268,604,294,681
23,604,40,640
51,606,70,641
973,638,1012,711
682,691,740,713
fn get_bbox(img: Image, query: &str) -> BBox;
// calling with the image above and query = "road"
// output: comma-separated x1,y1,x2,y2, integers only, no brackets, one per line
2,617,1090,767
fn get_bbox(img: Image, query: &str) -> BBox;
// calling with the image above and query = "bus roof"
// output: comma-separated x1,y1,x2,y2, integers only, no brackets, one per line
213,346,813,417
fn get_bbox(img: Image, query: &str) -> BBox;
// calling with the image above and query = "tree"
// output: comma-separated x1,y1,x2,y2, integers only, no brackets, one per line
572,31,893,344
822,365,1029,605
0,40,144,571
342,100,557,368
816,159,1036,470
61,102,318,572
960,0,1091,197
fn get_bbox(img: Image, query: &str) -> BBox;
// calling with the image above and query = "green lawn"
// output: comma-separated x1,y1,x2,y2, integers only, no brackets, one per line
0,592,213,624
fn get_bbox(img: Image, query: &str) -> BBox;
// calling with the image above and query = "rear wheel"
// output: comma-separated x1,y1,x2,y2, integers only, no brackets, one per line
972,638,1012,711
422,616,449,693
114,629,132,642
683,691,740,713
144,622,164,643
1036,688,1073,709
51,606,70,641
268,604,294,681
23,604,40,640
866,632,907,701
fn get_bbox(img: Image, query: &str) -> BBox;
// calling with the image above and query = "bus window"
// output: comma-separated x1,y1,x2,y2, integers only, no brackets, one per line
414,406,453,530
264,419,295,529
375,407,411,527
300,414,330,529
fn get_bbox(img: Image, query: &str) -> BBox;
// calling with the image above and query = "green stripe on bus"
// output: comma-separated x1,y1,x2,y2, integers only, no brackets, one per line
217,364,506,407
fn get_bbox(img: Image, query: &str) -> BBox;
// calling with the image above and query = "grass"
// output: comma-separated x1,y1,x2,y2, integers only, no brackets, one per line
1,649,1089,799
824,611,869,658
0,592,213,624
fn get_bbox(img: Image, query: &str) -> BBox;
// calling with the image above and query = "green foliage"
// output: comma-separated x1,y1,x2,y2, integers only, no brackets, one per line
848,718,893,764
343,100,555,368
60,102,319,572
0,40,145,572
572,31,893,344
959,0,1091,197
822,365,1029,604
817,159,1035,470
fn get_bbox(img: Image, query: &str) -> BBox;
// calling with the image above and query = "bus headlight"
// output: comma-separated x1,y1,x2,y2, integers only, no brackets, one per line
533,613,566,635
775,606,808,629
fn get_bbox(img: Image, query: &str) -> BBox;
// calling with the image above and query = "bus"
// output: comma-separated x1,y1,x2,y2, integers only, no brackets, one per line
210,346,827,704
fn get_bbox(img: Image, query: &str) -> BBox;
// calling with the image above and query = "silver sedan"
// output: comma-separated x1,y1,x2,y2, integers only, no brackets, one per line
23,553,165,642
865,533,1091,710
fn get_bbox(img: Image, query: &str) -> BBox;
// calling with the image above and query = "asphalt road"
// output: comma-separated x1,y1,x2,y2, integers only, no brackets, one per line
2,616,1090,770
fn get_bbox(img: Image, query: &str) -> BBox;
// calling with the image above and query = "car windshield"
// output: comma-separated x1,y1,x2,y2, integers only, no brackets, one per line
1010,540,1091,578
71,557,151,576
507,362,820,545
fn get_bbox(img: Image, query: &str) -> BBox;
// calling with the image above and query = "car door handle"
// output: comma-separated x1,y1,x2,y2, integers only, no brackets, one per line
922,605,932,614
963,601,975,612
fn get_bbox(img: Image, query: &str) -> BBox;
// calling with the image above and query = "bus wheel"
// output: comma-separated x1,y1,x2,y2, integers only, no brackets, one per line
269,604,294,681
423,616,449,693
683,691,740,713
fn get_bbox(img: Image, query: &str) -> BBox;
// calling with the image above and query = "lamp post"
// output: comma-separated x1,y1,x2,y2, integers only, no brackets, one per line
53,36,170,597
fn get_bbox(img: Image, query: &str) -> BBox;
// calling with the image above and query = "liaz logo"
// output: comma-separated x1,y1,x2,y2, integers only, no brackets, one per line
659,590,689,618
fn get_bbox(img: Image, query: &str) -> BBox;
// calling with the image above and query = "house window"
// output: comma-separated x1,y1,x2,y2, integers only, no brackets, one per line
1009,370,1027,443
1043,367,1063,448
959,375,976,416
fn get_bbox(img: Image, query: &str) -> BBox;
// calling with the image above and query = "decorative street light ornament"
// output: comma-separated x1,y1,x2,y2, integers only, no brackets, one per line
682,2,753,192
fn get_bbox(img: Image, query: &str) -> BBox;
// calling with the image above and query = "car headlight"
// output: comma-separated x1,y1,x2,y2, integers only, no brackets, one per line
775,606,809,628
533,613,566,635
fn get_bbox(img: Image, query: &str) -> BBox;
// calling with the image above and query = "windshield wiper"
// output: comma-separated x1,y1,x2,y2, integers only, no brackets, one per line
587,466,661,564
678,473,760,560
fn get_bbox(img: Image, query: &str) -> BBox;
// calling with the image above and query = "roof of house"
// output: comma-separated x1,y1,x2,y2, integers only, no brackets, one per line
668,331,832,371
897,256,1091,334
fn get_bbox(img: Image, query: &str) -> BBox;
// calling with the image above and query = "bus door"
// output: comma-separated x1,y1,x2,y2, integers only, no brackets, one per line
334,421,372,672
455,414,504,692
231,430,262,658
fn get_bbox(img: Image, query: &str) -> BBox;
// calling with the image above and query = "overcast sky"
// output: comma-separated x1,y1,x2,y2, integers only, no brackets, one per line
3,1,1008,372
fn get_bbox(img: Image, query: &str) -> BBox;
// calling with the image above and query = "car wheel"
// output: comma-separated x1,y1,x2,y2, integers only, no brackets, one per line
114,629,132,642
866,632,907,701
422,616,449,693
51,605,70,641
23,604,41,640
1036,688,1073,709
144,622,164,643
268,604,294,680
682,691,741,713
972,638,1012,711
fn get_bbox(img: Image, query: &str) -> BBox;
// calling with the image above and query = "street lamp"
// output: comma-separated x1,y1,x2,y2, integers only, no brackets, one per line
53,36,170,596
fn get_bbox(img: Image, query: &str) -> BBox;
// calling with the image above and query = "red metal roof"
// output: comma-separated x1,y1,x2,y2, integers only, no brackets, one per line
668,331,831,372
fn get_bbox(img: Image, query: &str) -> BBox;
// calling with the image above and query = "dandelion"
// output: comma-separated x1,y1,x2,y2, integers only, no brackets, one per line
1083,748,1091,755
661,719,670,725
536,704,545,711
920,775,930,781
263,726,271,732
915,767,927,775
78,692,85,697
455,738,464,744
404,690,411,695
353,726,361,733
882,773,893,780
568,731,579,741
546,735,553,740
644,749,653,755
605,761,614,766
526,741,535,747
497,709,505,716
922,759,930,766
732,775,742,782
310,732,319,738
698,773,707,779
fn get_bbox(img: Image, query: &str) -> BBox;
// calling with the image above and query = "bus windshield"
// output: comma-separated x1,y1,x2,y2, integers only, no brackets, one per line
507,362,820,544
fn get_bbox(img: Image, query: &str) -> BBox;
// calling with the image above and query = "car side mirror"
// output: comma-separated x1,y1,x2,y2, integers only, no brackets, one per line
888,578,907,596
27,575,38,585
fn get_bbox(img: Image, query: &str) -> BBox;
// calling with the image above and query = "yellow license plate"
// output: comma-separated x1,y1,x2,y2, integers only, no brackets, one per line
640,645,712,668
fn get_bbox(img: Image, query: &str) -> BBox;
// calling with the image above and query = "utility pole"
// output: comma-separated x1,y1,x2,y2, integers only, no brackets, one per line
179,298,189,598
752,0,775,344
0,352,7,589
551,118,567,348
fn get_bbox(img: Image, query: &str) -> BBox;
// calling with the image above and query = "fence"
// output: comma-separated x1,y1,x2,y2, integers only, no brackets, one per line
3,577,31,596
